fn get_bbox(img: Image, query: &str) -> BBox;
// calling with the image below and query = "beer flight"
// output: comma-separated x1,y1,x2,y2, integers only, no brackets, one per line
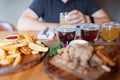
57,23,100,44
58,23,120,44
59,12,120,44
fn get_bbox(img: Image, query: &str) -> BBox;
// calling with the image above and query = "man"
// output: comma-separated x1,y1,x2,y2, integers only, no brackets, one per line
17,0,111,31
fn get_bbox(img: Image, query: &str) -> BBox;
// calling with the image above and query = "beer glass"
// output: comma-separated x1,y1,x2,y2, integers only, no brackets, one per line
60,12,69,25
57,25,77,44
101,22,120,42
80,23,100,42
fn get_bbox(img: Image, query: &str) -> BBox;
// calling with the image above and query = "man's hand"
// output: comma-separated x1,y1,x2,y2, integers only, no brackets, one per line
66,9,111,25
67,10,85,25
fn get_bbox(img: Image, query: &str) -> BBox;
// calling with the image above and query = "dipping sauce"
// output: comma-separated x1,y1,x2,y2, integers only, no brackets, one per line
6,34,18,40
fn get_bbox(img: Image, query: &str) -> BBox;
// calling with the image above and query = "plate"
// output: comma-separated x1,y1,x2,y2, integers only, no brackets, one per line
0,50,47,75
0,33,48,75
44,56,118,80
44,41,120,80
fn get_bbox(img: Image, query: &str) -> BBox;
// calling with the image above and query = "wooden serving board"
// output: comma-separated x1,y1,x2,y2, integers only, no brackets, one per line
44,56,119,80
0,51,47,75
44,40,120,80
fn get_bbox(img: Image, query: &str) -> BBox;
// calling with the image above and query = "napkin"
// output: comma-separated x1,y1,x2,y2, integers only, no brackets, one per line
37,27,55,40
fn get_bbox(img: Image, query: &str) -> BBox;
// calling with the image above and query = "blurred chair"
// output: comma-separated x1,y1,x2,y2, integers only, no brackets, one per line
0,21,15,31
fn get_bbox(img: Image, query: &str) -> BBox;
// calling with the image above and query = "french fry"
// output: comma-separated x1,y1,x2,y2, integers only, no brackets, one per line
32,50,39,54
19,46,32,55
0,59,10,65
0,48,6,60
18,34,25,40
12,54,22,66
24,33,33,43
35,40,42,45
101,64,111,72
35,40,45,47
96,50,115,66
0,33,48,66
29,42,48,52
0,57,14,65
6,54,20,58
13,39,28,47
8,48,20,55
0,39,28,50
0,45,17,51
0,40,16,47
94,46,104,51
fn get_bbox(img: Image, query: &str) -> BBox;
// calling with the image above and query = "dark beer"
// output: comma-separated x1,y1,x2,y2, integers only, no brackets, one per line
58,31,76,44
81,23,99,42
81,29,99,42
57,25,76,44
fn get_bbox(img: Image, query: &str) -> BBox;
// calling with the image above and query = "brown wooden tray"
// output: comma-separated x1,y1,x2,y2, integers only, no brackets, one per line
0,50,47,76
44,41,120,80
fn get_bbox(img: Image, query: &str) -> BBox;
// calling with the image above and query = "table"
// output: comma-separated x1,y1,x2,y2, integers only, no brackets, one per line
0,31,120,80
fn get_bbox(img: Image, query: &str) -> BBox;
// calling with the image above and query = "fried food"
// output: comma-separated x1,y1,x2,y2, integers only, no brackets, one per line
94,45,115,66
29,42,48,52
96,50,115,66
94,46,104,51
0,33,48,66
19,46,32,55
51,40,116,75
0,48,6,60
101,64,111,72
68,44,93,61
24,33,33,43
12,54,21,66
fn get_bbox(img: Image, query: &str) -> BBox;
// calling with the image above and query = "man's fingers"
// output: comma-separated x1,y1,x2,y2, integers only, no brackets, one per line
67,10,85,25
68,10,79,15
67,16,82,24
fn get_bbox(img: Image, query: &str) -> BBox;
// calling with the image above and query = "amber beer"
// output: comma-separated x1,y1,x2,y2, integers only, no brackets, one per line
57,25,76,44
80,23,99,42
60,12,69,25
101,22,120,42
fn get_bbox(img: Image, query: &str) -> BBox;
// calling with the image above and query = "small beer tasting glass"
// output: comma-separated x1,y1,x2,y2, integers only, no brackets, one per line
80,23,100,42
57,25,77,44
59,12,69,25
101,22,120,42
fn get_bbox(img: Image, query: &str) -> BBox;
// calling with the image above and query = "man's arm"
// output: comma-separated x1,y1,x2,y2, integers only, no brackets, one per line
17,8,59,31
91,9,111,24
65,9,111,26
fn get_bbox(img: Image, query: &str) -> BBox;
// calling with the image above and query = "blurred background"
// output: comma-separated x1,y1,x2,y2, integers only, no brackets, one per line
0,0,31,29
0,0,120,30
98,0,120,23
